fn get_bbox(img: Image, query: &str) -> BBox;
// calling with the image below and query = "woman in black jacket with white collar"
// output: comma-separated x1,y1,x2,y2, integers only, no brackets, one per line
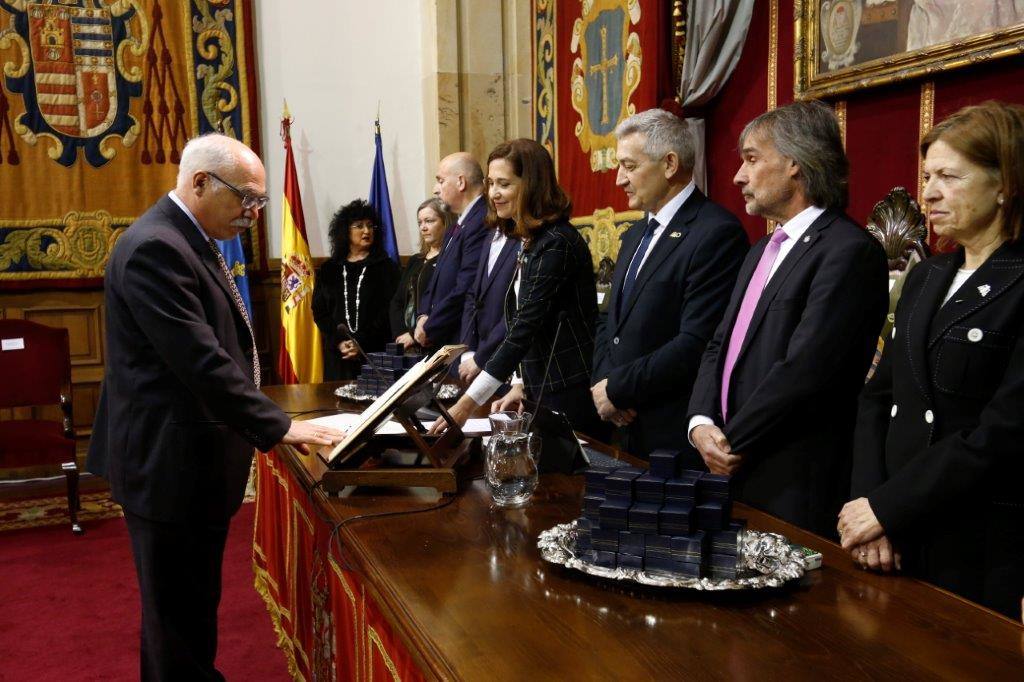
432,138,602,436
839,102,1024,619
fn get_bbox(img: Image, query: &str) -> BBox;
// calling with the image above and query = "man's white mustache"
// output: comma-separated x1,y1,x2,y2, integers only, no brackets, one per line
231,219,254,228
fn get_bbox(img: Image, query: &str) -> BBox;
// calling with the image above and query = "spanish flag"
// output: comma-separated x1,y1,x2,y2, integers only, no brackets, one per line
277,103,322,384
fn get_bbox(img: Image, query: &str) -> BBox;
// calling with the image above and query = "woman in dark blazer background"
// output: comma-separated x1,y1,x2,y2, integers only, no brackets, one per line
312,199,400,380
431,138,602,436
839,102,1024,619
389,197,452,347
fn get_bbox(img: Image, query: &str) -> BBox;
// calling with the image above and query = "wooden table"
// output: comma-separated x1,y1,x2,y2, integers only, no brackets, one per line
257,382,1024,680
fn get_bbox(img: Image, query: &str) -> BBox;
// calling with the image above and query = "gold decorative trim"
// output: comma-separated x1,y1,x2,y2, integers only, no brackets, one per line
253,563,307,682
796,2,1024,99
0,212,132,280
768,0,779,111
535,0,557,162
918,81,935,235
329,555,364,682
835,100,847,150
367,626,402,682
570,207,644,269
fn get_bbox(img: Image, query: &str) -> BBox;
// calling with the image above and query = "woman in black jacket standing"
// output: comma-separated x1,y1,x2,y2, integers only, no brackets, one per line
431,138,602,436
312,200,400,380
389,197,453,348
839,102,1024,619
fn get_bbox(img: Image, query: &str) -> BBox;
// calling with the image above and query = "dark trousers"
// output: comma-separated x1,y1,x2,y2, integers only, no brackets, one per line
123,510,230,682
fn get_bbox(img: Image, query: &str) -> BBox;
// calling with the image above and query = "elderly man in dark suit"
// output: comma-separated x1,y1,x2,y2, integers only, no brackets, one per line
687,101,888,536
591,109,747,461
87,134,342,680
415,152,489,349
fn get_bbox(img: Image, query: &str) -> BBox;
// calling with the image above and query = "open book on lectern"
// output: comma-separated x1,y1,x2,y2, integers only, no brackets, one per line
324,344,467,467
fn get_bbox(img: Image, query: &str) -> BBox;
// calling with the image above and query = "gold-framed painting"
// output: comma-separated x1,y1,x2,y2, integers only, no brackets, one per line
796,0,1024,99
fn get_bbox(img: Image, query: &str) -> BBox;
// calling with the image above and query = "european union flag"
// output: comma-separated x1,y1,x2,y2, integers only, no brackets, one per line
215,235,253,318
369,120,399,262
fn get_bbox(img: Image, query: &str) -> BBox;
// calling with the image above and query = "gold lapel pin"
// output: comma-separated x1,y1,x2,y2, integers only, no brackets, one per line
669,231,682,238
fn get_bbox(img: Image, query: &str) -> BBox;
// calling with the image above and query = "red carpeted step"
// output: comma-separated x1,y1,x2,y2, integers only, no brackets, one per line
0,502,289,681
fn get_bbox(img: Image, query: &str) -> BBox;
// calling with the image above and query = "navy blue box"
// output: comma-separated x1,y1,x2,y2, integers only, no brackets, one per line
591,527,618,552
645,556,702,578
635,473,666,504
592,550,617,569
695,500,730,531
710,529,741,556
628,502,660,535
617,553,644,570
669,532,707,564
644,534,673,560
402,355,422,369
583,494,604,520
598,498,630,530
697,472,731,504
665,472,701,503
658,502,694,536
604,467,644,501
708,553,739,579
618,531,645,556
584,467,615,496
575,531,592,553
648,449,681,479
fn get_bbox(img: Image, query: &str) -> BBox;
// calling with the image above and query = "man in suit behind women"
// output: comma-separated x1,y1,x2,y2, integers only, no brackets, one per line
87,134,343,680
591,109,747,462
687,101,888,536
414,152,489,349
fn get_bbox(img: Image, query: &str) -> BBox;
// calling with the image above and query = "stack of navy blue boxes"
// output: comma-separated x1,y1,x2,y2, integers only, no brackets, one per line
355,343,423,397
575,449,747,579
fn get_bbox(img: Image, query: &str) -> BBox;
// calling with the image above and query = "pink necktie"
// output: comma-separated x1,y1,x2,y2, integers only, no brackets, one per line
720,228,790,421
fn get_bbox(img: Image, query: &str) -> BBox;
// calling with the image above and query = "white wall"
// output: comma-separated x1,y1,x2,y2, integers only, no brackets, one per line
255,1,428,258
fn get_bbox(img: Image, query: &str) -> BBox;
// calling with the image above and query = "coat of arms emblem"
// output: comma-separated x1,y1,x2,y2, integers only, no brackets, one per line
569,0,642,172
0,0,147,166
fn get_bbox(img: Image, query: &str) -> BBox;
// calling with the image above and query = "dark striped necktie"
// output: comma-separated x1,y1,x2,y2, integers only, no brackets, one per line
207,238,261,388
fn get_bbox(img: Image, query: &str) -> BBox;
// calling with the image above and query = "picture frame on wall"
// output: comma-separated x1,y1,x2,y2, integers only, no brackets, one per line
795,0,1024,99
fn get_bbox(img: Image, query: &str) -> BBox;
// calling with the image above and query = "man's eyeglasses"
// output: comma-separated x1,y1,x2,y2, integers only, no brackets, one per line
206,171,269,211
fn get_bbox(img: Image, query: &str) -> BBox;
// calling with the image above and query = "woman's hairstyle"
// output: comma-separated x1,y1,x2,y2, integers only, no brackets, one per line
740,100,848,210
921,101,1024,243
485,138,571,239
416,197,456,255
327,199,383,259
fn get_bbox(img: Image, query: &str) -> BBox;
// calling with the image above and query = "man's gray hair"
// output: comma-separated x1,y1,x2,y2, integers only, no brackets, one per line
615,109,695,172
176,133,239,189
740,100,848,210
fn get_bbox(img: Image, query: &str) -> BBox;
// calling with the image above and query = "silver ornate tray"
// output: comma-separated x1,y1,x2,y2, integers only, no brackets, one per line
334,382,460,403
538,520,806,591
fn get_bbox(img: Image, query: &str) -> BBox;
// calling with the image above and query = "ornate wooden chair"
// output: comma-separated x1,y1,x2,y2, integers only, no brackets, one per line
0,319,82,533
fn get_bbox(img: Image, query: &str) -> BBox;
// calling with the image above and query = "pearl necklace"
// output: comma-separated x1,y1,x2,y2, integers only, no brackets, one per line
342,261,367,333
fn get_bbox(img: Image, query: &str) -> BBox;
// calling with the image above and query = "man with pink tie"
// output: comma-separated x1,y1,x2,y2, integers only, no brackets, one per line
686,101,888,536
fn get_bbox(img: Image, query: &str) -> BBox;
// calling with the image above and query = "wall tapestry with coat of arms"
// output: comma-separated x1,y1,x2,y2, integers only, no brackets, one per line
534,0,681,269
0,0,263,285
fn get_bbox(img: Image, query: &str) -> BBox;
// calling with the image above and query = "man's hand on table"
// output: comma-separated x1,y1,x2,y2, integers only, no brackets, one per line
281,420,346,455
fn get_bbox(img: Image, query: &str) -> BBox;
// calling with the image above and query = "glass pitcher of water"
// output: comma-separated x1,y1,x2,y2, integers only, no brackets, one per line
485,411,539,507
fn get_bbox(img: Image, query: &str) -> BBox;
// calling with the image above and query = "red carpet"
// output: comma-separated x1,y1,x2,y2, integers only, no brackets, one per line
0,502,289,681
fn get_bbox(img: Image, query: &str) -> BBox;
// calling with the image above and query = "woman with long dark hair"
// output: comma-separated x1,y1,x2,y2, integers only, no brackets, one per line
431,138,602,435
312,199,400,380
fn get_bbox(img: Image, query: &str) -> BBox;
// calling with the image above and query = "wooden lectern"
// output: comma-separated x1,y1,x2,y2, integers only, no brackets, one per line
316,345,472,494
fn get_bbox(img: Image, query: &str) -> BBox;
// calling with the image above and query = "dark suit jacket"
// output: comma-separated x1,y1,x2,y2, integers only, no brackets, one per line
485,220,597,397
688,208,888,535
418,197,488,347
592,189,748,458
460,230,520,368
86,195,291,524
852,241,1024,618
